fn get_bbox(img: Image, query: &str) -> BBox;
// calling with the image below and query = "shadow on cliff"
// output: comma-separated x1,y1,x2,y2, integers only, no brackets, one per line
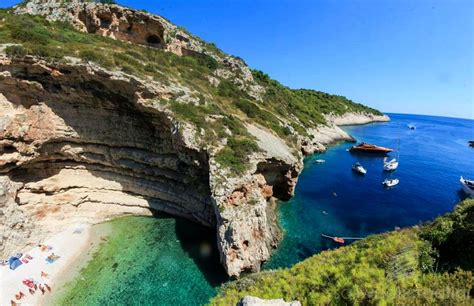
151,210,229,287
3,62,215,225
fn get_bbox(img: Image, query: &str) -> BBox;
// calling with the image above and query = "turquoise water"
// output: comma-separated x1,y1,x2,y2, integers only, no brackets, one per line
57,215,227,305
60,113,473,304
265,113,474,268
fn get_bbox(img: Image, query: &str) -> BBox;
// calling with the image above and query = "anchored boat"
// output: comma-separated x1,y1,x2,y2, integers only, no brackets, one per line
460,176,474,197
352,162,367,174
383,178,399,187
383,158,399,171
350,142,393,154
321,234,363,244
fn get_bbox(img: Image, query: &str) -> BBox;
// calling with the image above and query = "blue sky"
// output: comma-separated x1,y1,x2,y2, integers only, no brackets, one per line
2,0,473,119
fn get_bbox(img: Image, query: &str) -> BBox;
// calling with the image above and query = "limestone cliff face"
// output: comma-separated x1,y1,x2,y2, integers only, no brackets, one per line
0,0,389,277
0,55,299,276
0,56,215,253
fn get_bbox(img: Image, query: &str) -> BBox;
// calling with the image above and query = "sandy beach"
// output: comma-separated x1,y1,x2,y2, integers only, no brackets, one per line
0,224,92,306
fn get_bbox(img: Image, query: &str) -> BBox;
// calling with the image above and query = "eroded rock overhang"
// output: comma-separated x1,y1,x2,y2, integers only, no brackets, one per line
0,57,216,255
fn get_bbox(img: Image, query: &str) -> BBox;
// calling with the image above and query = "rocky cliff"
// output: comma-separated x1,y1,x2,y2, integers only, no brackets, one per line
0,0,388,277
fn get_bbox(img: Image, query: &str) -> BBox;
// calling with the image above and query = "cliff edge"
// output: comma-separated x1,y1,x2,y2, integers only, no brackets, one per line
0,0,389,277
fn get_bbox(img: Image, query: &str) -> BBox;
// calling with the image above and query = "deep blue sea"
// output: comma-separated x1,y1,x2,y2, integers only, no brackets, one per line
58,113,473,305
265,113,474,268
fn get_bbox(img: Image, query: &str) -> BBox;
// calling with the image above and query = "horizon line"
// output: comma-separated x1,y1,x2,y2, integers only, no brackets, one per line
383,111,474,121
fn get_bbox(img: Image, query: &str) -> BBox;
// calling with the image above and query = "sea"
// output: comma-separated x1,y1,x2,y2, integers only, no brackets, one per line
54,113,474,305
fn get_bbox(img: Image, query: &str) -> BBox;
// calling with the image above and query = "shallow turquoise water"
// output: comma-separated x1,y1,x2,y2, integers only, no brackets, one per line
265,113,474,269
57,215,227,306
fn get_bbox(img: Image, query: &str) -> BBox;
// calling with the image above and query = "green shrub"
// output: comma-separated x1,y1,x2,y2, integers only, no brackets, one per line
192,52,219,70
212,200,474,305
6,15,52,45
217,80,242,98
78,49,113,67
215,137,259,173
5,45,28,57
420,199,474,271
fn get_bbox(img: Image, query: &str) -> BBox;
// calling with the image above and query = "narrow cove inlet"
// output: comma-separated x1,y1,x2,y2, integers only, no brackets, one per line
47,113,473,305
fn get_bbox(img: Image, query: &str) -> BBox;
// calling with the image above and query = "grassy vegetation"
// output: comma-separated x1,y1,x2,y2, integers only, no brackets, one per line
420,198,474,272
253,70,383,127
0,9,382,174
211,199,474,305
215,137,260,174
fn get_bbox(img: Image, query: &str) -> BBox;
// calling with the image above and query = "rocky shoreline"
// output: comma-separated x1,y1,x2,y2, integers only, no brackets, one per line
212,112,390,276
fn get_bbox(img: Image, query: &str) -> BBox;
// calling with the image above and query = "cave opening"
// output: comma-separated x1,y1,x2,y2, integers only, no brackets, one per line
99,17,112,28
146,34,161,46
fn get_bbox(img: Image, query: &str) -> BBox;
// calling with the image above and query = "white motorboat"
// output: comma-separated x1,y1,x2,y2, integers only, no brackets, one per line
352,162,367,175
408,124,416,130
383,158,399,171
460,176,474,197
383,178,399,187
314,159,326,164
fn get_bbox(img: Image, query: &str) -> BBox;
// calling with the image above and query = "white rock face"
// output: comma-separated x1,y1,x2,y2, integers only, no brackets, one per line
246,124,297,165
325,112,390,126
238,296,301,306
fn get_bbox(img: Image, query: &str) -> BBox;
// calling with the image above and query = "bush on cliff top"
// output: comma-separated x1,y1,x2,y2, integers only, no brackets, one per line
211,199,474,305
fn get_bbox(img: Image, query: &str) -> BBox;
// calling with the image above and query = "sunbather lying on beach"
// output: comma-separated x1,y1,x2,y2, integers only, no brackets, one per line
38,245,52,252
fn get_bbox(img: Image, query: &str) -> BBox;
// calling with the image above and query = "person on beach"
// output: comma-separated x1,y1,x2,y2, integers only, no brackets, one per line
15,292,24,300
41,271,49,278
29,288,35,295
39,284,45,295
10,300,17,306
45,283,51,292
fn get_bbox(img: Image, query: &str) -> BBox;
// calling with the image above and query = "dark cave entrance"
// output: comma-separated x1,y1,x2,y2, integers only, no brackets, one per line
146,34,161,46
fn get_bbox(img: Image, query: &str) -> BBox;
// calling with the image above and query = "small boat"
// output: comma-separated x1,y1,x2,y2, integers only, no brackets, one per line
321,234,345,244
314,159,326,164
383,178,399,187
469,141,474,148
408,124,416,130
383,158,399,171
460,176,474,197
352,162,367,174
350,142,393,154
